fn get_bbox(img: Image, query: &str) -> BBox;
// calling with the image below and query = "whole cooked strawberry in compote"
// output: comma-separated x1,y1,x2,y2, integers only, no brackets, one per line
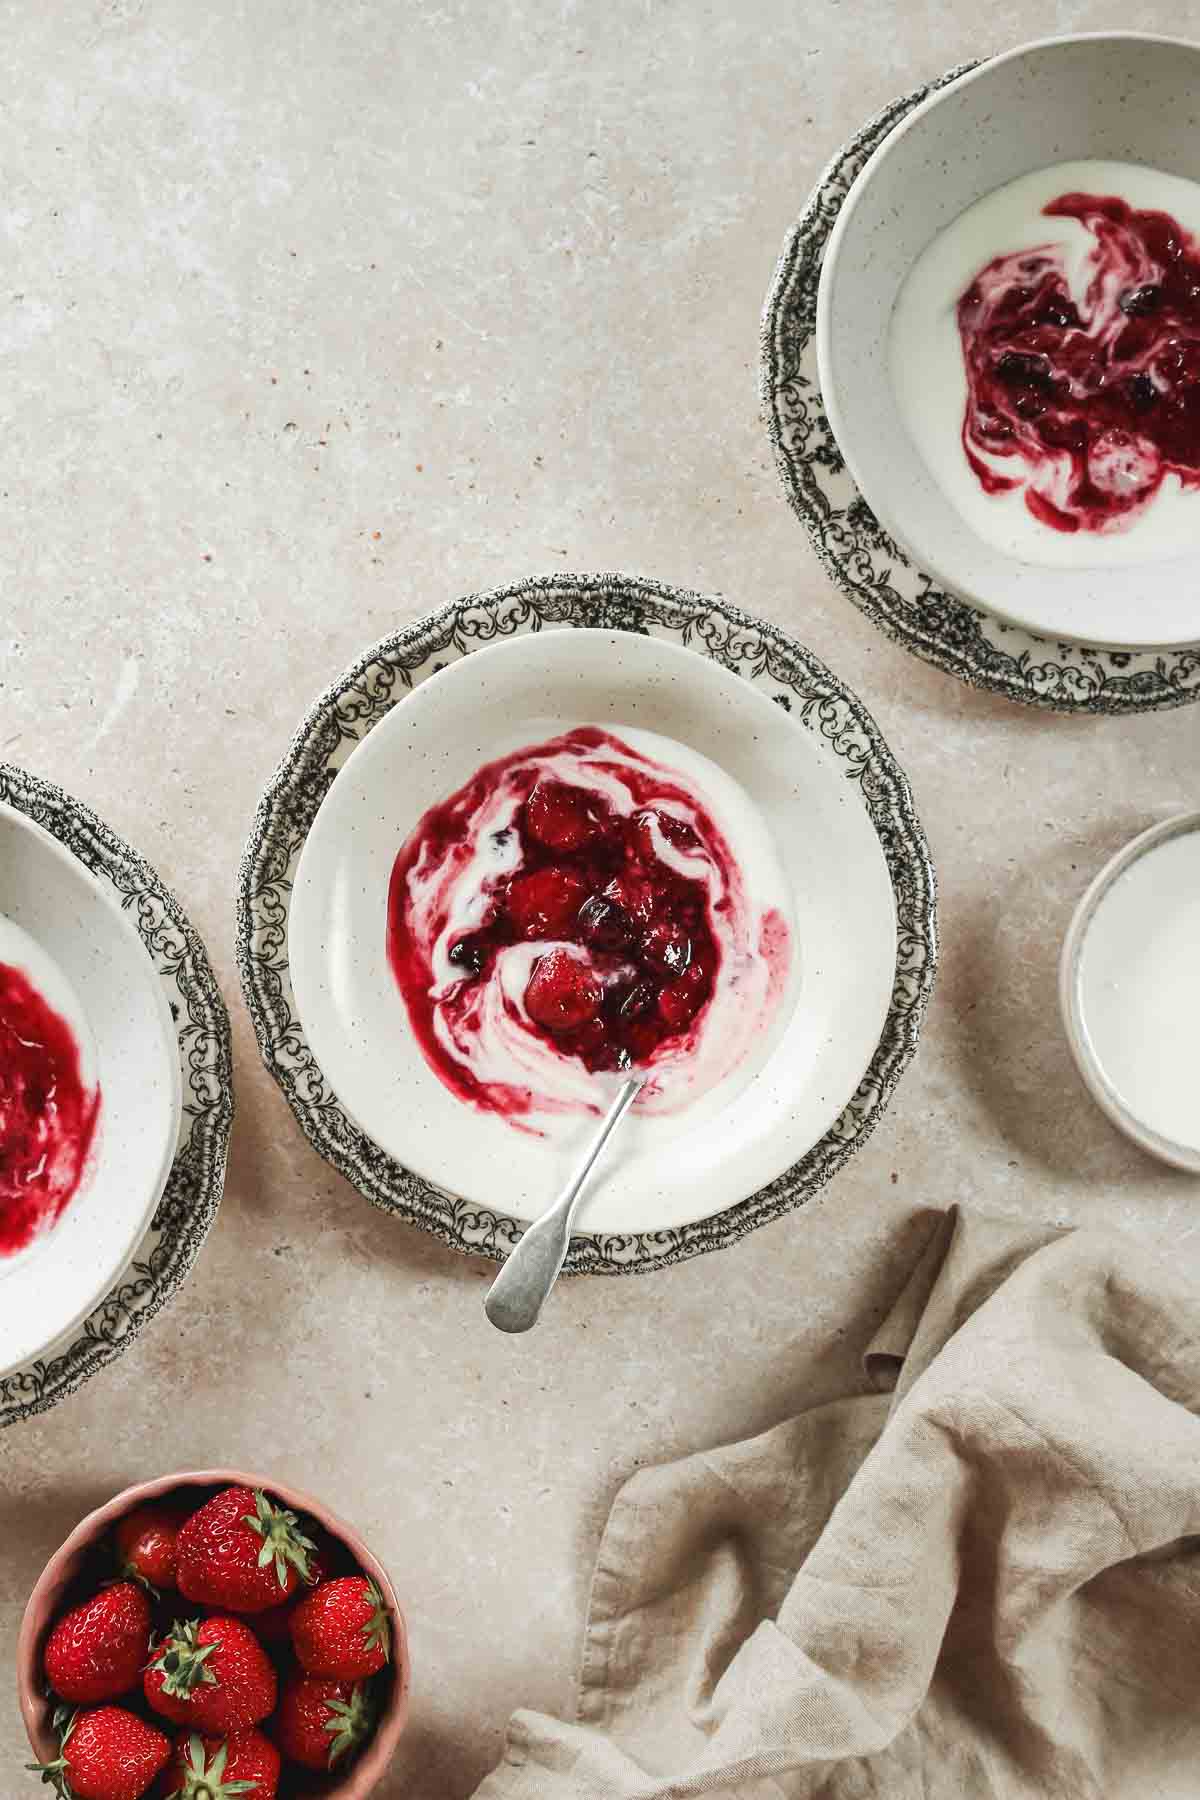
388,726,792,1125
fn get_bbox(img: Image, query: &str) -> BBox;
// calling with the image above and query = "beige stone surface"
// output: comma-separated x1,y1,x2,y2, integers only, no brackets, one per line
2,1,1198,1793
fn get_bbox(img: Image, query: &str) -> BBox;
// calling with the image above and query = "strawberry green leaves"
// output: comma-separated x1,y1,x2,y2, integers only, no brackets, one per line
242,1490,316,1593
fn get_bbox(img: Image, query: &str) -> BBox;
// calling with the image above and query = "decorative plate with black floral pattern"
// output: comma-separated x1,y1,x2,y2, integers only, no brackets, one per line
761,69,1200,715
0,765,233,1426
237,574,937,1274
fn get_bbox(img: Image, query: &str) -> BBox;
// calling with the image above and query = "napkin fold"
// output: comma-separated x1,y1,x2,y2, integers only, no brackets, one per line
474,1207,1200,1799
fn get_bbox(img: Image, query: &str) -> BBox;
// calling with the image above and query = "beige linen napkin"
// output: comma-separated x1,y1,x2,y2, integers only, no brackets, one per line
475,1207,1200,1798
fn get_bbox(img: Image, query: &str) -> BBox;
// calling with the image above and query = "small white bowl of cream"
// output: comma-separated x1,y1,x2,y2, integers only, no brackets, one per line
1061,813,1200,1171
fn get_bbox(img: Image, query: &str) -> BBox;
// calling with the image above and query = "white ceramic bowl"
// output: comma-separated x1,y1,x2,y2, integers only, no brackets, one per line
288,630,898,1236
0,803,181,1373
1060,812,1200,1173
817,32,1200,649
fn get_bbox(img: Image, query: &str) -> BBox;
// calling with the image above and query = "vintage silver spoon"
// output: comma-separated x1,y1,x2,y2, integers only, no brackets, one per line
484,1073,645,1334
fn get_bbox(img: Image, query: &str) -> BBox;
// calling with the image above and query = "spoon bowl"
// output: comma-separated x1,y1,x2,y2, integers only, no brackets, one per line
485,1074,644,1332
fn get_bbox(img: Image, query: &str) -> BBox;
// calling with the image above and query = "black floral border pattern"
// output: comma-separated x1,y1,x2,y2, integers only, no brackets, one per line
0,765,234,1426
236,573,938,1274
760,68,1200,715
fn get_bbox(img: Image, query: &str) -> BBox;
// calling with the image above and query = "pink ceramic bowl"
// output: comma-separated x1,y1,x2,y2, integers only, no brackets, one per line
17,1467,410,1797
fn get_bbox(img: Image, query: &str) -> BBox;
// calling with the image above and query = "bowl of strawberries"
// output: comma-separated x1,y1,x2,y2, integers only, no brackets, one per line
17,1468,410,1799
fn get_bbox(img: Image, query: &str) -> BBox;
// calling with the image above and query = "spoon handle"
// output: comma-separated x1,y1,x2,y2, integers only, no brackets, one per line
484,1075,644,1334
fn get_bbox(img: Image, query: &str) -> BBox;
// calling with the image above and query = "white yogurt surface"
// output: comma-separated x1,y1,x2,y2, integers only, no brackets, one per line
1078,828,1200,1153
890,159,1200,568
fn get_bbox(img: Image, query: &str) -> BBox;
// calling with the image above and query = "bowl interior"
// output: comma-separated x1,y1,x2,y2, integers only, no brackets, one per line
288,629,897,1235
0,804,181,1375
1061,812,1200,1172
818,33,1200,648
18,1469,410,1799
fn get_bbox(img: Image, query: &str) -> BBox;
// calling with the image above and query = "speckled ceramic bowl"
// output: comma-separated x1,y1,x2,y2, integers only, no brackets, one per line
287,626,903,1239
239,575,938,1274
17,1468,411,1797
817,31,1200,649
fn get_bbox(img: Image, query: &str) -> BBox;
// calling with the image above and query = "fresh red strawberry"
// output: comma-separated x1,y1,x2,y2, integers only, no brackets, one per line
144,1617,275,1735
163,1727,280,1799
524,949,602,1033
44,1581,152,1705
175,1488,315,1613
523,781,601,853
289,1576,391,1681
28,1704,169,1800
114,1503,188,1594
504,866,588,940
272,1673,376,1772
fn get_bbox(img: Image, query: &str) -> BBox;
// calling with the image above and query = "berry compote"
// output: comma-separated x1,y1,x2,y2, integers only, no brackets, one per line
0,960,99,1253
957,191,1200,531
387,727,790,1124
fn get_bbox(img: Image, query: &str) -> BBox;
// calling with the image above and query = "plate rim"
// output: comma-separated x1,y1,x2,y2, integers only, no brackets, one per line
760,63,1200,714
0,763,234,1426
236,571,939,1274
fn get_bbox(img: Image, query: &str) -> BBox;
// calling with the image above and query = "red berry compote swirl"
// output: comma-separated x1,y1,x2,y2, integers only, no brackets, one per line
387,727,792,1128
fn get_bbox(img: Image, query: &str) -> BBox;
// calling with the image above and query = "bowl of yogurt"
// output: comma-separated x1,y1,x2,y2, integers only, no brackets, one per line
0,802,181,1375
817,32,1200,648
286,628,904,1239
1061,813,1200,1173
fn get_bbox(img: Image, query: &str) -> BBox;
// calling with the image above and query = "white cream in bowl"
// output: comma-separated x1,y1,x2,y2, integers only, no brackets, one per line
1062,814,1200,1170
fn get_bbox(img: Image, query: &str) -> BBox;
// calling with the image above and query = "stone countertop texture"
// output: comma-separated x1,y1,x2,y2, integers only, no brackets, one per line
2,1,1198,1793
